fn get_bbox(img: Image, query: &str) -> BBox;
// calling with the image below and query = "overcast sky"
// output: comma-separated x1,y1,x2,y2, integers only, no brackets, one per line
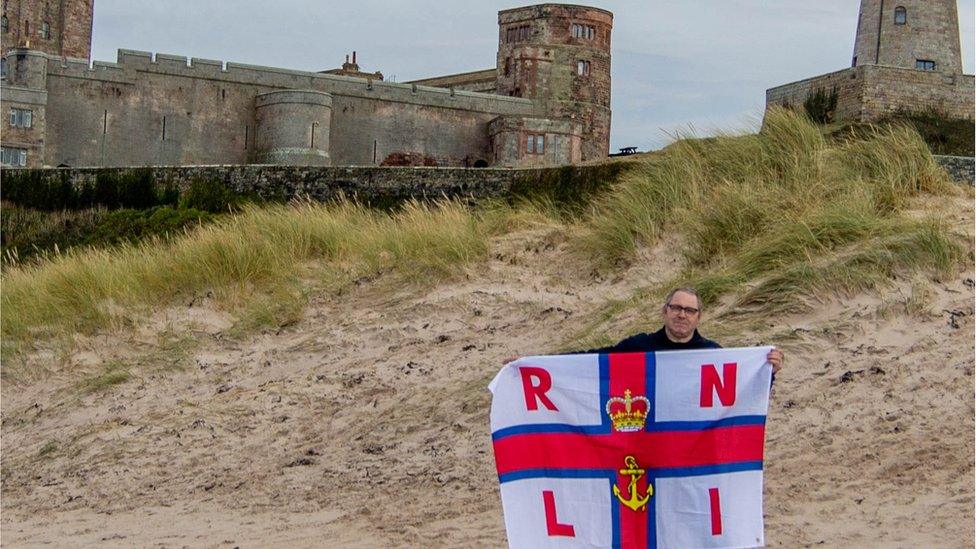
91,1,975,152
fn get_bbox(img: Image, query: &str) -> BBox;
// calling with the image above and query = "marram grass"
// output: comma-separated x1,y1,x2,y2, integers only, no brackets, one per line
1,197,492,353
1,109,966,359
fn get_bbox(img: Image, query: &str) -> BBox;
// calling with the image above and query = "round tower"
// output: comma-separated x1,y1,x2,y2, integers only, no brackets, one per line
254,90,332,166
496,4,612,161
852,0,963,74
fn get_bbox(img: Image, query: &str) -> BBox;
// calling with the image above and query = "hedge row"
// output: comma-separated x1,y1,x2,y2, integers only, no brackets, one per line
1,169,248,213
1,203,214,263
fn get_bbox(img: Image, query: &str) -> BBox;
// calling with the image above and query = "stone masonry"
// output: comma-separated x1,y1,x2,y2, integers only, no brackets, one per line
1,0,93,60
766,0,973,123
0,2,613,169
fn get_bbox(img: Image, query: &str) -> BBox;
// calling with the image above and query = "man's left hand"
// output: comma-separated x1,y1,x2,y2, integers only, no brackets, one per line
767,348,784,375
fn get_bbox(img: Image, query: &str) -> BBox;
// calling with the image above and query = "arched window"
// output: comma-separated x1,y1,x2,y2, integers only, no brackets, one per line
1,16,7,33
894,7,907,25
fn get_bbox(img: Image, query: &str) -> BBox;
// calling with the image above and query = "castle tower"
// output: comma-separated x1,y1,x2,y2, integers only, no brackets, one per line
852,0,963,74
1,0,94,60
495,4,612,161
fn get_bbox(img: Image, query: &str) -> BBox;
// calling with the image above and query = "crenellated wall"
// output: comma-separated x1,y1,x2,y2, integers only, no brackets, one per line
12,48,542,168
1,3,614,170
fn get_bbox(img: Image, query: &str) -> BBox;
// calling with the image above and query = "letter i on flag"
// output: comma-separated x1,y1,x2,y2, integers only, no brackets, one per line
489,347,773,548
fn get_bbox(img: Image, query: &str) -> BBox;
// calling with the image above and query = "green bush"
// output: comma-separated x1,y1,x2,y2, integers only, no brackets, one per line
3,169,204,211
1,203,213,263
832,108,975,156
178,178,245,213
804,86,839,124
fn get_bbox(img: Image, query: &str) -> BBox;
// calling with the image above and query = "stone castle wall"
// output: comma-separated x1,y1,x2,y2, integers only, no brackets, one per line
9,48,545,168
766,65,974,121
406,69,498,93
766,67,868,120
1,3,614,170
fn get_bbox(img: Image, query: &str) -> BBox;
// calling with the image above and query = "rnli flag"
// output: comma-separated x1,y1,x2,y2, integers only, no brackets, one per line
489,347,773,549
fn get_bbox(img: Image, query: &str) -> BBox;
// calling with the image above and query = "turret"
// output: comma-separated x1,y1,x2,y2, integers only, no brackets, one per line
496,4,612,161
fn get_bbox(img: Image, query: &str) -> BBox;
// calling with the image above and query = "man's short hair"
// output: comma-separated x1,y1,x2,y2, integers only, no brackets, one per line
664,287,702,311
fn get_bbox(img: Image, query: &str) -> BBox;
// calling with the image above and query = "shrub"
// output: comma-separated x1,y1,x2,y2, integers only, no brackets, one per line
178,178,246,213
1,203,212,263
832,108,975,156
804,86,839,124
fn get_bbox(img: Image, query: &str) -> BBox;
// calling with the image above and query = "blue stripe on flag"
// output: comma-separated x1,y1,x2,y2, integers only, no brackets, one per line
647,415,767,431
647,471,657,549
645,352,656,426
491,415,766,440
653,460,764,478
599,353,610,430
491,423,612,440
498,468,616,483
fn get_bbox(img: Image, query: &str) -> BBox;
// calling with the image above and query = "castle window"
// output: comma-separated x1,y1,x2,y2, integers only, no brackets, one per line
40,21,50,39
894,7,907,25
1,16,8,33
1,58,6,79
572,23,595,40
577,60,591,76
506,25,530,43
525,133,546,155
1,146,28,167
915,59,936,71
9,107,32,128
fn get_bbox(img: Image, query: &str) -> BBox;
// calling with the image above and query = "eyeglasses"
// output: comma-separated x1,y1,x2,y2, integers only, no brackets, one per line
666,304,700,315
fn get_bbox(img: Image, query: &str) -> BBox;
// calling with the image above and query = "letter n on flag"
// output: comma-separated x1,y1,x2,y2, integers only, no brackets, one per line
489,347,773,548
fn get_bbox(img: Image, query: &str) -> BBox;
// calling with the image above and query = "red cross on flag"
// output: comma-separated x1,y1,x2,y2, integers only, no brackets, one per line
489,347,773,548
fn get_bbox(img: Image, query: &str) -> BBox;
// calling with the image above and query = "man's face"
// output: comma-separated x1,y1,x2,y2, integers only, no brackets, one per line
662,291,701,342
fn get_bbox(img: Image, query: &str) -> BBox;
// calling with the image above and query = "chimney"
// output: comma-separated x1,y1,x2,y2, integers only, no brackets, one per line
352,51,357,64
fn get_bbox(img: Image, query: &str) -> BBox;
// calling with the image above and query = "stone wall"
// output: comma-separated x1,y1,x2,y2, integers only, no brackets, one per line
765,65,974,122
860,65,974,120
406,69,498,93
2,162,636,207
935,155,975,186
766,67,868,121
7,48,541,168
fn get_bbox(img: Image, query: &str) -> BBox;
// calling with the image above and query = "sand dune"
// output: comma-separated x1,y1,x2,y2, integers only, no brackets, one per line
2,197,973,548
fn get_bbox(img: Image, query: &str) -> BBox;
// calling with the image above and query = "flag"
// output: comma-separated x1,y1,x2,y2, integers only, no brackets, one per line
489,347,773,548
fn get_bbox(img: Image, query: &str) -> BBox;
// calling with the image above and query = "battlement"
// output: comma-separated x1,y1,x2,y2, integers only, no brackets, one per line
35,49,537,115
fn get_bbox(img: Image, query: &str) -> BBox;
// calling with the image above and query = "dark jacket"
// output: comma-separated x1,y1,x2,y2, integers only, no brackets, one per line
575,327,722,354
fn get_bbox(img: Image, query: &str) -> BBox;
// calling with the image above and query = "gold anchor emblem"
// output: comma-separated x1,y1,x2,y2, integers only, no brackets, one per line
613,455,653,511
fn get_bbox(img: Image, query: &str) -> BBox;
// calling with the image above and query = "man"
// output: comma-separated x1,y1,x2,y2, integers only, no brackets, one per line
507,287,784,374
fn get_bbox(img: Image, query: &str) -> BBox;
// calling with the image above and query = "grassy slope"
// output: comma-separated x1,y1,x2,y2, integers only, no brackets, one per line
2,109,965,358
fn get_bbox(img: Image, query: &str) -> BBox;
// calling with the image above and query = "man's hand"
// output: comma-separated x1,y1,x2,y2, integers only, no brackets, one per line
767,348,784,375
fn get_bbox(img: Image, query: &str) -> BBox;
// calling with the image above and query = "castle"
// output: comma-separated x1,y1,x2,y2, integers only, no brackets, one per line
766,0,974,123
0,2,612,168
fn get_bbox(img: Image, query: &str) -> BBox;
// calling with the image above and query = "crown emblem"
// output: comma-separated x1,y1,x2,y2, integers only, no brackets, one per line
605,389,650,432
